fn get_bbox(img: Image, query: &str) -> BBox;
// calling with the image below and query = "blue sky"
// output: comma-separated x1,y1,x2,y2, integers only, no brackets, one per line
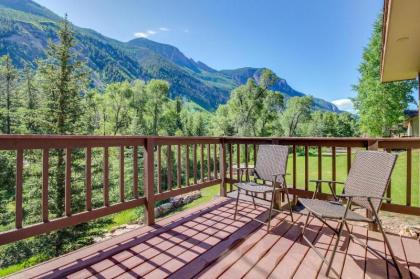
36,0,383,111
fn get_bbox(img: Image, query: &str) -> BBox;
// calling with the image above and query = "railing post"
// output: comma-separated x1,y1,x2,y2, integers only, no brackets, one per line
144,138,155,225
271,138,283,208
220,138,227,197
367,139,379,231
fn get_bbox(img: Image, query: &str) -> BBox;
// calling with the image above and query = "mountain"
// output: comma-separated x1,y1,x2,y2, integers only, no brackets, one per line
0,0,340,112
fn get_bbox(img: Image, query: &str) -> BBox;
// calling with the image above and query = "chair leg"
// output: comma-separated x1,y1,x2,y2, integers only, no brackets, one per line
285,191,294,222
251,193,257,209
326,221,344,277
234,189,240,220
377,220,402,278
267,190,275,233
301,211,311,237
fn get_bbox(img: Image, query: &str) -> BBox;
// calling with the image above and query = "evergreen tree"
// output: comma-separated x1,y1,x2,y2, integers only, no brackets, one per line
21,64,41,133
36,15,90,256
0,55,19,134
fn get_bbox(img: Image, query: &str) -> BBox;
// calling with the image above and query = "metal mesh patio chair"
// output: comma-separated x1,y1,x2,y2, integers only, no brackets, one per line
299,151,402,278
233,145,294,232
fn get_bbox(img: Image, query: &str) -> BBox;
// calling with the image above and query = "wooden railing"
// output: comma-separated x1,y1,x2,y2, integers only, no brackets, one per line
0,135,420,245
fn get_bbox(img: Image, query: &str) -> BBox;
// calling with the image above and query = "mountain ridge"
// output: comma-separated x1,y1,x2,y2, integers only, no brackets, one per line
0,0,340,112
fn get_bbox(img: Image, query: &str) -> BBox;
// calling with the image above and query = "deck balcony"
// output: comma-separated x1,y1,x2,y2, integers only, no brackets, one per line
0,136,419,278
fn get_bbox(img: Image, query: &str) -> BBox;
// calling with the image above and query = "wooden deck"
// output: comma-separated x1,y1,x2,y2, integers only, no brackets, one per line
8,197,420,279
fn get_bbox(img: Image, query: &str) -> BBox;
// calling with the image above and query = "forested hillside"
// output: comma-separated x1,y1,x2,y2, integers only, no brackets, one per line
0,0,340,111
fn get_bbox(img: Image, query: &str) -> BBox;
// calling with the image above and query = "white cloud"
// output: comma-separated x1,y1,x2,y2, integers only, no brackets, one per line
332,98,354,113
134,28,169,38
134,31,154,38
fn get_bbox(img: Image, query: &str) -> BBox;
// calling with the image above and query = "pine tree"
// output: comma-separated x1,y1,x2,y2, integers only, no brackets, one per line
37,14,90,256
21,64,41,133
0,55,19,134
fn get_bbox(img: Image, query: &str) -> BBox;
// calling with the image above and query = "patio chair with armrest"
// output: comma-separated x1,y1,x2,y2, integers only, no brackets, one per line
299,151,402,278
233,145,294,232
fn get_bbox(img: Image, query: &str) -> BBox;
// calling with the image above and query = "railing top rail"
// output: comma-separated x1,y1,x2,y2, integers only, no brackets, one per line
1,135,420,150
0,135,148,150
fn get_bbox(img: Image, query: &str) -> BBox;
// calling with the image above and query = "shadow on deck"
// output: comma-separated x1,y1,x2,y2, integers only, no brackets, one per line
8,197,420,279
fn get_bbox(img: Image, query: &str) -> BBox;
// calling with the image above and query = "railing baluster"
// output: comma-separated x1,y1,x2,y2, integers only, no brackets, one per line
185,145,190,186
305,146,309,191
332,146,336,194
167,145,172,190
65,148,72,216
236,144,240,180
16,149,23,229
318,146,322,193
157,145,162,193
200,144,204,182
133,145,139,199
193,144,197,184
119,146,125,202
220,142,227,197
213,144,217,179
103,147,109,207
292,145,296,189
42,149,49,221
346,147,351,173
85,147,92,211
386,148,391,202
207,144,211,180
229,144,233,191
229,144,233,179
177,144,181,188
245,144,249,181
407,148,412,206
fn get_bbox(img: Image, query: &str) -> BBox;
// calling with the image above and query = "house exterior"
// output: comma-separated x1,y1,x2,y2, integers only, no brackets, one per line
381,0,420,135
404,109,419,137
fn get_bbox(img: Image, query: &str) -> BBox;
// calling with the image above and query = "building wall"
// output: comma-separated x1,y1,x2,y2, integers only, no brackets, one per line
407,116,419,137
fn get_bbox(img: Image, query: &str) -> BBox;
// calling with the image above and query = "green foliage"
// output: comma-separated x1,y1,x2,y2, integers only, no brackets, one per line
0,54,20,134
353,15,417,137
280,96,313,136
212,69,283,136
306,111,359,137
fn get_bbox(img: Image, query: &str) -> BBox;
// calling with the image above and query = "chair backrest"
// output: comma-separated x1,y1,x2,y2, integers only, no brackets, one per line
255,145,289,184
344,151,397,213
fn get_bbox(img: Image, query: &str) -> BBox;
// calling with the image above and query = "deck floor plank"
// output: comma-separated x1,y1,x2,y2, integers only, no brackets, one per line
292,222,336,279
141,206,264,278
241,213,302,279
217,214,301,279
317,222,351,278
196,213,290,279
384,233,411,279
93,203,257,279
266,217,323,279
401,236,420,278
365,228,388,279
341,225,368,279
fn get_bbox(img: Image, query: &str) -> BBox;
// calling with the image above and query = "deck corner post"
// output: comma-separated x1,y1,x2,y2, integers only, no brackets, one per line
220,138,227,197
144,138,155,225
